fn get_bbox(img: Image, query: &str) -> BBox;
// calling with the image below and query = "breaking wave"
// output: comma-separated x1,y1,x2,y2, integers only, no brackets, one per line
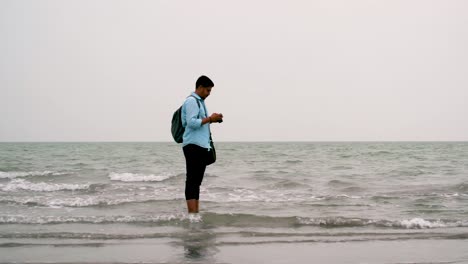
0,194,180,208
0,171,67,179
0,213,466,230
109,172,174,182
296,216,464,229
0,179,90,192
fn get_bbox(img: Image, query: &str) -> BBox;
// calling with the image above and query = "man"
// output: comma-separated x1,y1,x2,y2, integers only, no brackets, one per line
181,75,223,214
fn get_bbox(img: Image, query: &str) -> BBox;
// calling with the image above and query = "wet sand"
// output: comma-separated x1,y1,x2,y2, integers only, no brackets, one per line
1,238,468,264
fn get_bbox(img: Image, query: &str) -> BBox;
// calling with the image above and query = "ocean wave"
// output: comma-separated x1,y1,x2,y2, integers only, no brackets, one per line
0,232,178,240
284,160,302,164
0,171,67,179
0,193,368,208
440,193,468,198
0,213,291,226
109,172,173,182
0,182,463,208
204,188,365,203
329,165,354,170
335,194,363,199
297,216,467,229
5,230,467,241
265,180,307,189
363,150,393,156
398,218,447,229
205,188,307,203
1,213,466,230
454,182,468,192
0,214,185,225
2,231,468,246
0,179,90,192
0,192,181,207
327,179,353,187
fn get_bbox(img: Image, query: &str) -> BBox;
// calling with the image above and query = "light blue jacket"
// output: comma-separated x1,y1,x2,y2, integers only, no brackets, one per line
181,92,211,149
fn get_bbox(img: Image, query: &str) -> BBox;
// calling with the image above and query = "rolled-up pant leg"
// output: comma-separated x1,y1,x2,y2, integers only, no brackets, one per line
183,144,207,200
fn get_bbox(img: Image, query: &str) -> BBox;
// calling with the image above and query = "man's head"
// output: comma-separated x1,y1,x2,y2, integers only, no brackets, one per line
195,75,214,99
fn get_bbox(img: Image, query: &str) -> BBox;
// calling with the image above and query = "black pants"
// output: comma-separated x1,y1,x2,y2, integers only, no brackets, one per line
183,144,207,200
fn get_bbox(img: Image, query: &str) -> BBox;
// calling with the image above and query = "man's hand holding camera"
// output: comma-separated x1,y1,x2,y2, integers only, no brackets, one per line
209,113,223,123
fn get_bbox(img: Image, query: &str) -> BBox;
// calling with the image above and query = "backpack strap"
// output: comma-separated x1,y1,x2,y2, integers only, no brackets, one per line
188,95,205,118
187,95,213,146
187,95,201,118
189,95,201,108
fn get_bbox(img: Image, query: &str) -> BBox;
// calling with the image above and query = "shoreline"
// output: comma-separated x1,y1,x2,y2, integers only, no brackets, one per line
1,238,468,264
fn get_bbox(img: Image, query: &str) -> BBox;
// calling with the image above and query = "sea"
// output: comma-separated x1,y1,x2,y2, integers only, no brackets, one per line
0,142,467,263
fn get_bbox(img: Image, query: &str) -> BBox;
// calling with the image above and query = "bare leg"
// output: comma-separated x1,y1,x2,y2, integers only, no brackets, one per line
186,199,198,213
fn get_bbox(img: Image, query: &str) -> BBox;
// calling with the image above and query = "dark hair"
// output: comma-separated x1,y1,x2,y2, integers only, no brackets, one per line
195,75,214,89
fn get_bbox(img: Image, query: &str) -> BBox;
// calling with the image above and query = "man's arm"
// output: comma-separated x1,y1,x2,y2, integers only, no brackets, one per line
185,98,212,128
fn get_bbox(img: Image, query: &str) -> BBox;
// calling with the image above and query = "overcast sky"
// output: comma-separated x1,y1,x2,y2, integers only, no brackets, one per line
1,0,467,142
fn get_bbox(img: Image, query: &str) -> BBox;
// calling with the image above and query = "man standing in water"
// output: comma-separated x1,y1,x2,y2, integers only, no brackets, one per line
182,76,223,214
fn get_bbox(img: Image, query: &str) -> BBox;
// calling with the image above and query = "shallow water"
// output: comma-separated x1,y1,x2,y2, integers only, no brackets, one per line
1,142,467,263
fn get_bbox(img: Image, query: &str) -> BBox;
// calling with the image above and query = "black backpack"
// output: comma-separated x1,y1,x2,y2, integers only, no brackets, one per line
171,96,200,143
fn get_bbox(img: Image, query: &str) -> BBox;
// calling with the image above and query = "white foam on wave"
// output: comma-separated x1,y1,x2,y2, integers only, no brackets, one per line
203,188,364,203
399,218,447,229
187,213,203,223
109,172,172,182
296,217,468,229
0,185,183,207
49,196,170,207
0,213,210,225
0,196,132,208
0,214,185,224
440,193,468,198
203,188,279,202
0,171,67,179
0,179,90,192
0,195,166,207
336,194,363,199
297,217,372,227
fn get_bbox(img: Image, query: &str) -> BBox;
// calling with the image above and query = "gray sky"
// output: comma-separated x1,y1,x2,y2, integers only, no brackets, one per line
1,0,467,142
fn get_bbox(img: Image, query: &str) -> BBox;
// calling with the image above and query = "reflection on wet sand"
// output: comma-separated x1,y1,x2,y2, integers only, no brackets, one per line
175,219,219,263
